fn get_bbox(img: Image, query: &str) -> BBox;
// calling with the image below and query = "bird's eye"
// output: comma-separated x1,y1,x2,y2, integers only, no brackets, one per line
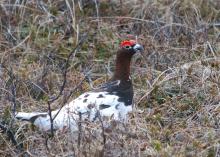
124,45,131,49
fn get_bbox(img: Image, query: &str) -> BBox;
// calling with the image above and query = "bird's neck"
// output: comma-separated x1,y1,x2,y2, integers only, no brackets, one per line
113,52,132,81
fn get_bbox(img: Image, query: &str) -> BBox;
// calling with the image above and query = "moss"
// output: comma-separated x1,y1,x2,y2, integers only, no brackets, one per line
152,140,162,151
24,54,39,64
95,42,111,59
207,146,216,157
2,107,11,123
49,6,58,16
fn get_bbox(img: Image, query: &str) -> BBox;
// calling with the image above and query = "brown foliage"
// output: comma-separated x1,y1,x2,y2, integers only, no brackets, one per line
0,0,220,156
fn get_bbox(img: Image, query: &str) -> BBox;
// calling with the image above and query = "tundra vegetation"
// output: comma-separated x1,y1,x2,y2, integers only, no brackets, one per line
0,0,219,156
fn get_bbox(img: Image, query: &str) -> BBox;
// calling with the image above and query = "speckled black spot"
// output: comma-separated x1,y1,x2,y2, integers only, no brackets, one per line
84,94,90,98
97,94,104,98
101,78,133,106
118,97,132,106
83,99,87,103
29,114,47,123
115,104,120,109
99,104,111,110
92,111,100,122
87,104,95,109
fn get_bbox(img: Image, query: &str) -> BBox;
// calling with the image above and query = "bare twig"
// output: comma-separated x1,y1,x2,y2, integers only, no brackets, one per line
97,111,106,145
47,34,88,136
77,112,82,148
48,33,88,104
206,41,216,58
0,122,23,151
47,101,54,136
88,16,195,30
1,65,17,116
1,34,30,63
136,68,172,105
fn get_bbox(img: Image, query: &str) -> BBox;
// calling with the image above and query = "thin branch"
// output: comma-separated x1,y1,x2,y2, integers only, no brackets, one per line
47,34,87,136
47,101,54,136
0,64,17,116
52,74,88,121
51,63,93,123
77,112,82,148
136,68,171,105
206,41,216,58
97,110,106,145
0,122,24,152
48,33,87,104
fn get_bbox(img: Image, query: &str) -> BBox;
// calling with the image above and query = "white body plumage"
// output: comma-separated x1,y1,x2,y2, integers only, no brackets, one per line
16,91,132,131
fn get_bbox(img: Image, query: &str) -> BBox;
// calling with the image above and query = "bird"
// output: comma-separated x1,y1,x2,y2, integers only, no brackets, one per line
15,40,144,132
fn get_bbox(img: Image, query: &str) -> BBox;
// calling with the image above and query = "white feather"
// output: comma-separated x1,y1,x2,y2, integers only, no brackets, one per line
16,91,132,131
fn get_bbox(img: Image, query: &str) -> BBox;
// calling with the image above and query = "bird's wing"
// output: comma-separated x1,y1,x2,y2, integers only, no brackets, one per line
62,90,131,121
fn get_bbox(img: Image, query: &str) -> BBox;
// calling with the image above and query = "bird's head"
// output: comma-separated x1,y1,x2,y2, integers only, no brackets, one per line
120,40,144,55
113,39,144,81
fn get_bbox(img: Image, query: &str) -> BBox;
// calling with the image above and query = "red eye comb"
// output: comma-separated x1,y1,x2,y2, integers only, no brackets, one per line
120,40,136,47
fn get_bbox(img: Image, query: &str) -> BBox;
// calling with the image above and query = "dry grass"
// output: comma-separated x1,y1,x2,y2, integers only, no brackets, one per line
0,0,220,156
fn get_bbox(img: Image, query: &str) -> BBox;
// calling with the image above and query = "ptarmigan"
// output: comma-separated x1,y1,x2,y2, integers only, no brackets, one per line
15,40,144,131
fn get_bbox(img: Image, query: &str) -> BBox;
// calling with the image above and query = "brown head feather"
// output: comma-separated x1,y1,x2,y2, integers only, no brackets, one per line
112,40,143,81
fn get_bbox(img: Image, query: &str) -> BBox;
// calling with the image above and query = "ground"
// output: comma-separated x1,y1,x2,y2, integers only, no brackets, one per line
0,0,220,156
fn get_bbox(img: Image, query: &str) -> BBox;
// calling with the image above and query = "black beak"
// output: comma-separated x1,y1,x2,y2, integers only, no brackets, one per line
133,44,144,52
